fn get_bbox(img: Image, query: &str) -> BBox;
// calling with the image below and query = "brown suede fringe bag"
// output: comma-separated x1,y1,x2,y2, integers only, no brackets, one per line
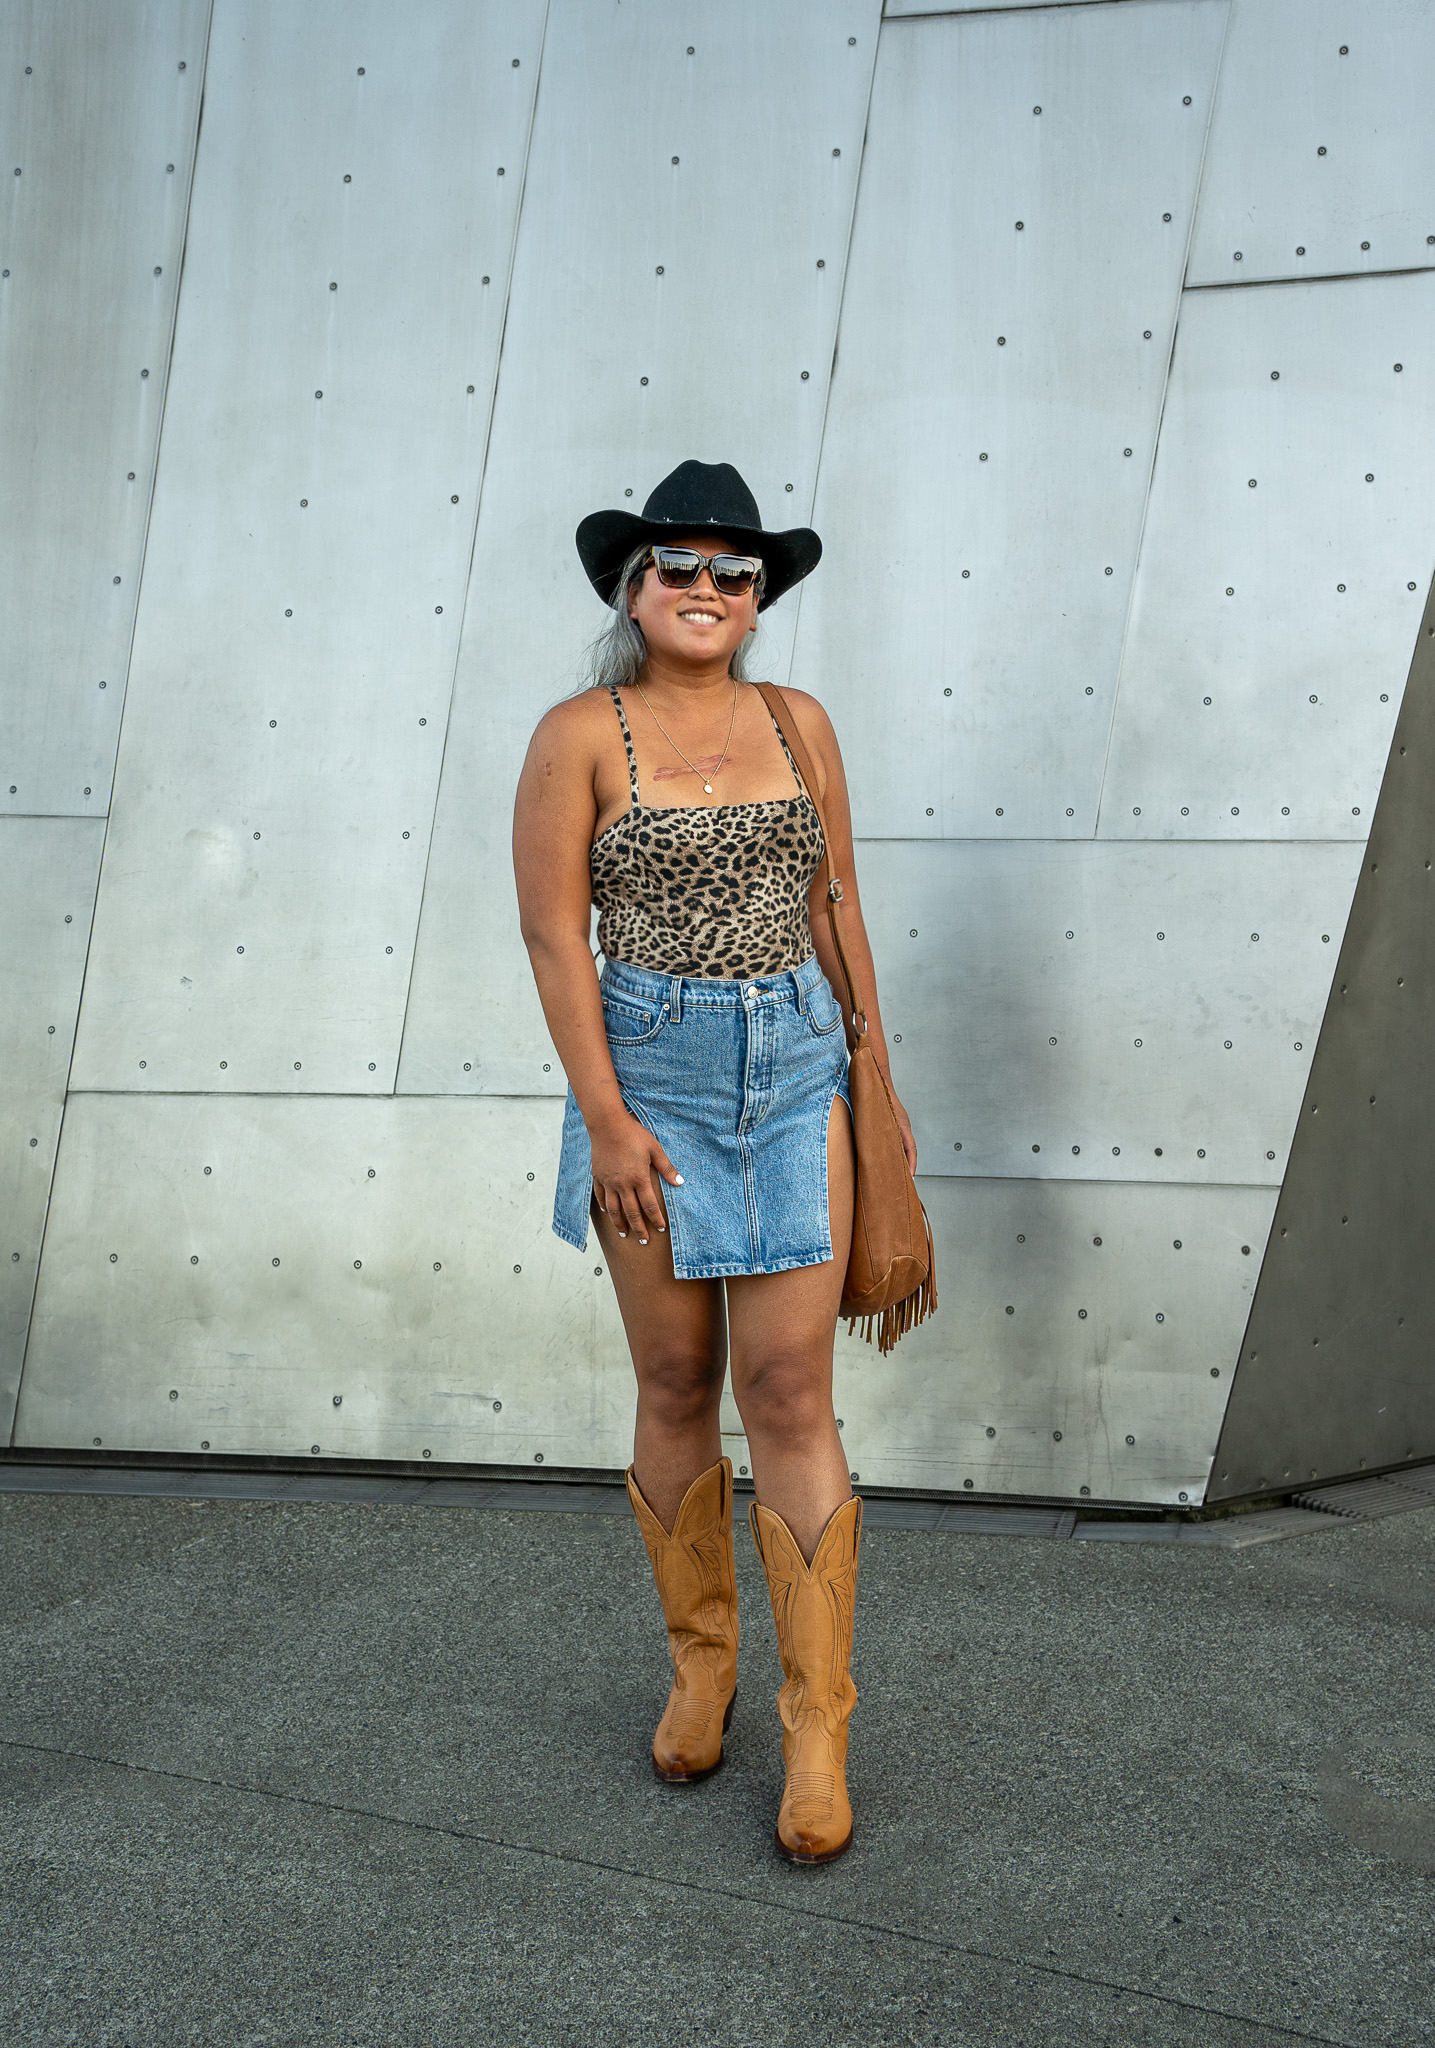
755,682,937,1353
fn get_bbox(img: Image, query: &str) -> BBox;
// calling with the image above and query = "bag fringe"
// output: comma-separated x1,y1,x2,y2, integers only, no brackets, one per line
845,1211,939,1355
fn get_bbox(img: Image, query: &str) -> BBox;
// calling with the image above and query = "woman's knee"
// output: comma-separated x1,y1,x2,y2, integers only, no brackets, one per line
731,1349,831,1439
636,1349,724,1431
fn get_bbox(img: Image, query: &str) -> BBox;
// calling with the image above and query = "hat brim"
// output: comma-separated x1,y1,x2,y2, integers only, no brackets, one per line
575,509,821,612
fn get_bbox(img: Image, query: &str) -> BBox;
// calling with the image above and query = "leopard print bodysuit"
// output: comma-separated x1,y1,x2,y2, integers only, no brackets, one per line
590,685,825,980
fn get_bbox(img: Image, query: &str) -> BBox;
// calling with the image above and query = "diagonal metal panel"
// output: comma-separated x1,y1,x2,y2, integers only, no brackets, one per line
16,1094,631,1468
827,1174,1273,1506
1187,0,1435,289
857,837,1361,1186
0,819,105,1437
396,0,884,1097
788,0,1228,841
0,0,209,819
1100,274,1435,842
68,0,547,1096
1207,582,1435,1500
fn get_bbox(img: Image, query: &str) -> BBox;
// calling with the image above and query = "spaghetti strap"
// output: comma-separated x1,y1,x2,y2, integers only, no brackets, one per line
607,685,641,805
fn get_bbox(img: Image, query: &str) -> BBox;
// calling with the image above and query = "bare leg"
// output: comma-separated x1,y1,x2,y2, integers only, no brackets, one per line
726,1097,855,1561
592,1177,727,1533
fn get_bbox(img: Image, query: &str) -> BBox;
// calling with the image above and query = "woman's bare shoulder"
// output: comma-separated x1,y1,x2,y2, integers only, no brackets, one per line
527,687,615,757
767,683,840,751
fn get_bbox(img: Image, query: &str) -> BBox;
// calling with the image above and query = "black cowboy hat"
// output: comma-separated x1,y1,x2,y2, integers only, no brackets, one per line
575,459,821,613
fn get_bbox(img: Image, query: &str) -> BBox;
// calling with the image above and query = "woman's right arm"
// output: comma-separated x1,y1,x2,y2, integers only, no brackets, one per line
512,700,680,1245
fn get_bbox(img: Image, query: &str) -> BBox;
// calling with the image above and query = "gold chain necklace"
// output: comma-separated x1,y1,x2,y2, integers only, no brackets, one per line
634,679,738,796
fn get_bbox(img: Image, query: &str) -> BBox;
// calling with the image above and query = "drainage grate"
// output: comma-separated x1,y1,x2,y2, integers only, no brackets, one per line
1294,1470,1435,1520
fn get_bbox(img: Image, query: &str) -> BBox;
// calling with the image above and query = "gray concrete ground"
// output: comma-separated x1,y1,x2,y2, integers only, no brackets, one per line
1,1481,1433,2048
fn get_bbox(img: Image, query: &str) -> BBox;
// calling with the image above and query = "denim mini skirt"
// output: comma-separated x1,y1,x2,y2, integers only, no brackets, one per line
552,952,851,1280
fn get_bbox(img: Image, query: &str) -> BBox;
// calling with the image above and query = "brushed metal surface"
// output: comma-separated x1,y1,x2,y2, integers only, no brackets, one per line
1208,581,1435,1500
1188,0,1435,288
68,0,545,1095
858,836,1361,1184
830,1174,1275,1507
788,0,1227,841
397,0,883,1095
0,0,208,819
1100,274,1435,841
15,1092,1268,1505
16,1094,634,1469
0,820,105,1435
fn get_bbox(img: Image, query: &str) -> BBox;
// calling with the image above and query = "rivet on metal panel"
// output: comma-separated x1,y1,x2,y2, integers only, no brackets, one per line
1395,364,1403,372
169,1390,178,1400
1078,1309,1087,1319
315,391,322,399
534,1452,544,1463
357,67,364,75
1163,214,1172,224
953,1142,962,1151
220,1061,227,1069
801,371,810,380
419,717,427,725
1015,222,1024,231
1155,1146,1163,1155
1318,147,1326,156
113,576,121,585
543,1063,551,1072
1124,448,1132,458
344,174,351,183
138,1061,146,1071
1132,807,1141,816
1053,1431,1062,1441
167,165,174,174
997,337,1005,346
1156,930,1165,940
963,1478,973,1490
272,1257,279,1266
1033,106,1041,115
463,1062,471,1071
1005,1306,1014,1315
985,1426,995,1438
672,157,679,165
1156,1313,1165,1323
1017,1235,1025,1243
369,1063,376,1072
1031,1143,1039,1152
979,453,988,462
995,807,1003,816
640,376,649,386
1081,1486,1091,1497
47,1024,55,1034
1143,331,1152,340
1072,1145,1080,1155
832,148,841,158
109,1253,118,1263
1126,1435,1136,1445
329,281,337,291
497,167,505,176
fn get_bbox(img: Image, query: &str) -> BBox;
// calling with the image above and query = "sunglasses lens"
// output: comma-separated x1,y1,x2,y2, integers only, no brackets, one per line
711,555,759,595
652,548,703,588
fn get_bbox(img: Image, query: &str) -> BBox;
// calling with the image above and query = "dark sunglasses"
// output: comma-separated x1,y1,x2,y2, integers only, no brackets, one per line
641,545,765,598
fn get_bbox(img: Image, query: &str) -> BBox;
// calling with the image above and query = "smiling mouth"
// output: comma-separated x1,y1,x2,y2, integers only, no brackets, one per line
678,608,723,624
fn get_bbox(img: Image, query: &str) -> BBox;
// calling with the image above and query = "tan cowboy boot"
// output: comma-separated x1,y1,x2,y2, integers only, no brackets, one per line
625,1456,739,1783
749,1493,862,1863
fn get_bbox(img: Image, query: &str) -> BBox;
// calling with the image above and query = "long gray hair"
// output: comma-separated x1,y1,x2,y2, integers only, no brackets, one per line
578,544,767,693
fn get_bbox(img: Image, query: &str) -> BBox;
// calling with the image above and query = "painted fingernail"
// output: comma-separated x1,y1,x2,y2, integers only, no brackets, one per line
657,1224,666,1232
638,1237,648,1245
674,1175,684,1184
618,1230,627,1238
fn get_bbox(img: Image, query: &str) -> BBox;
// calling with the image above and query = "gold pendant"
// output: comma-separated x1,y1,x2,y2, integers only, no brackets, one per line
703,782,713,794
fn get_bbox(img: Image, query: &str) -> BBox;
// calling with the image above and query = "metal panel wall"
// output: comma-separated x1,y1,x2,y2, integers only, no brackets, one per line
1187,0,1435,288
0,0,208,818
1100,274,1435,841
787,0,1228,841
9,0,1434,1506
68,0,546,1095
16,1096,632,1469
1208,582,1435,1499
831,1175,1275,1505
396,0,884,1095
0,821,105,1435
860,838,1361,1185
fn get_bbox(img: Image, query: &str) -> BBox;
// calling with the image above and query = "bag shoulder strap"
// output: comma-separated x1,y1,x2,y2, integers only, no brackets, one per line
754,680,869,1045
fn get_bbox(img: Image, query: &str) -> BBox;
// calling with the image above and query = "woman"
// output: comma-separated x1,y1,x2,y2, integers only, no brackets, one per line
512,460,916,1863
